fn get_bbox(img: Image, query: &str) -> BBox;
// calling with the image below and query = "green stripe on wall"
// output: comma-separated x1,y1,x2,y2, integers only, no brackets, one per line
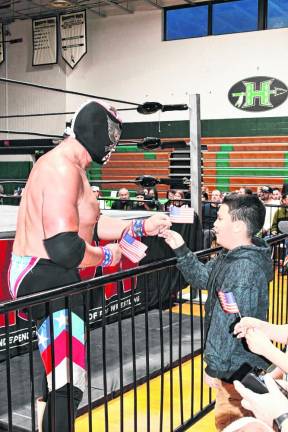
285,152,288,167
216,168,288,176
216,176,230,192
116,145,139,152
121,117,288,139
220,145,234,152
86,162,102,181
144,153,156,159
216,151,230,191
216,152,230,167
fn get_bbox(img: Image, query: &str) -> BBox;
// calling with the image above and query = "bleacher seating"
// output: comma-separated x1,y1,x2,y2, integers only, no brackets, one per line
87,145,171,198
86,136,288,197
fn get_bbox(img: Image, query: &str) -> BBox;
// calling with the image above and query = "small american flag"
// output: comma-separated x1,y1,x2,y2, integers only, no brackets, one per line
218,291,241,315
119,232,148,263
169,206,194,224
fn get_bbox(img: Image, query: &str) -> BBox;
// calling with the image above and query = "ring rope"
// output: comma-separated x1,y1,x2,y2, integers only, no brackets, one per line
0,107,138,119
0,77,140,106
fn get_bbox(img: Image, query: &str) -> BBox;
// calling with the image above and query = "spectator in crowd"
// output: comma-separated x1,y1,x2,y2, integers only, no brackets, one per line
202,191,209,201
111,187,132,210
172,189,188,208
271,193,288,235
132,189,147,211
239,187,253,196
282,183,288,196
202,185,210,196
0,184,4,204
258,186,277,237
144,187,163,211
202,189,222,249
164,189,175,211
273,188,282,203
160,193,273,431
14,186,23,197
91,185,105,210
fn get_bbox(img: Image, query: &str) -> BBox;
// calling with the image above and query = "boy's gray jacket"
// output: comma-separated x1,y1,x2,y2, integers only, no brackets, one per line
174,238,273,381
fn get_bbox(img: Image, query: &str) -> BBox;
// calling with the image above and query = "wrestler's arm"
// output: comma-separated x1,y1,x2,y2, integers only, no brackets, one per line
97,215,130,240
42,166,120,267
97,213,172,241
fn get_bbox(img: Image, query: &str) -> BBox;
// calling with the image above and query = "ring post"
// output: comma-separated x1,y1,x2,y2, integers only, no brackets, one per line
188,94,202,222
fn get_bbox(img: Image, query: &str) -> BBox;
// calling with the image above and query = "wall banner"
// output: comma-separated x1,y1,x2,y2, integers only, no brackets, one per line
32,16,57,66
60,11,87,69
0,24,4,65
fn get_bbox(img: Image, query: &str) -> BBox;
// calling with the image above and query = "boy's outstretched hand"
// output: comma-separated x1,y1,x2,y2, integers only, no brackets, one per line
159,229,185,250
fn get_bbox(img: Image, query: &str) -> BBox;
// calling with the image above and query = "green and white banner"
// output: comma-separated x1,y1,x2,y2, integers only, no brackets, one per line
0,24,4,65
32,16,57,66
60,11,87,69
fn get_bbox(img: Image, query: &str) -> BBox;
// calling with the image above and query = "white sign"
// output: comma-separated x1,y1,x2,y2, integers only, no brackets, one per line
32,16,57,66
0,24,4,65
60,11,87,69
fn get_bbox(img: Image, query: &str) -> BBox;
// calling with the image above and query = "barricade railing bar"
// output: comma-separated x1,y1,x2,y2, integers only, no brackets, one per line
0,234,287,432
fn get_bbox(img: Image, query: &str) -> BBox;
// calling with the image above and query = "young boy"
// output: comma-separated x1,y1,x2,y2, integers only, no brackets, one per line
160,193,273,431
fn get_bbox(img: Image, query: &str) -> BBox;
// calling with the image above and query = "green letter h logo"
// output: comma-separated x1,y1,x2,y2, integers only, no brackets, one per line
232,79,274,108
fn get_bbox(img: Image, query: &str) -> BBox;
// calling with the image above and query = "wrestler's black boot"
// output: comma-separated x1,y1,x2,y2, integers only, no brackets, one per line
42,384,83,432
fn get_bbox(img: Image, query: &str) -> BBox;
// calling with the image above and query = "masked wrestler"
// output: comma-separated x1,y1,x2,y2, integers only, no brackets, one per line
9,100,171,432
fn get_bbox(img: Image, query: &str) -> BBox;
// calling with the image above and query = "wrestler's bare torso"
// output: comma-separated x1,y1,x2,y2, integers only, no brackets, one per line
13,137,100,260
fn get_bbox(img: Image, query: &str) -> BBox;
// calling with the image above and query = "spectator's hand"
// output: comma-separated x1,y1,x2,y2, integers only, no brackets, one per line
204,371,220,389
234,317,264,338
234,375,288,428
144,213,171,236
159,229,185,250
244,328,273,357
266,367,284,381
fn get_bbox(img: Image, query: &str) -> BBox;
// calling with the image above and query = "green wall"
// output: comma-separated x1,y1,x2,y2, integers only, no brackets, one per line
121,116,288,139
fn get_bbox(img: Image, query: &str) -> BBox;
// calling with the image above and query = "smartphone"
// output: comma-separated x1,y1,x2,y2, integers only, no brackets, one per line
242,372,288,398
241,372,268,394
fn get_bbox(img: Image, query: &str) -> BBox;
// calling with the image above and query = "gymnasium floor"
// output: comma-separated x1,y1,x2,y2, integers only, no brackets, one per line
76,354,216,432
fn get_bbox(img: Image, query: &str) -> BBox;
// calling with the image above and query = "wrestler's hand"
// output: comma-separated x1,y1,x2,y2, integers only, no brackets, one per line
144,213,172,236
104,243,122,266
158,229,185,250
234,375,288,428
204,371,220,389
234,317,265,338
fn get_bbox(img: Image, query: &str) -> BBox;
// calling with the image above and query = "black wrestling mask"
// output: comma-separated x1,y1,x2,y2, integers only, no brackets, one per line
69,100,122,165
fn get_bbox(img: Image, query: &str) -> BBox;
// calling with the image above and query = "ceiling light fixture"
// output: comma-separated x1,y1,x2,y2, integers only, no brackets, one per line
48,0,71,8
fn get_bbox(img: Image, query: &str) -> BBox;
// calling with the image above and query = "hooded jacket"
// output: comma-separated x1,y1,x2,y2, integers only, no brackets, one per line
174,237,273,382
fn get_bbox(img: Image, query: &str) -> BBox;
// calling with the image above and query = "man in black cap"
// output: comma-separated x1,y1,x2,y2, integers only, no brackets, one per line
10,100,171,432
258,186,276,237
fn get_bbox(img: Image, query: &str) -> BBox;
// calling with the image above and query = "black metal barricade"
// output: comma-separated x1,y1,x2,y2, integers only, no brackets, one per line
0,234,287,432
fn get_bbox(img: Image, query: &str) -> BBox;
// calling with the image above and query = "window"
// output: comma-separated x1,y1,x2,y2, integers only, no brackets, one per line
165,5,208,41
267,0,288,29
212,0,258,35
164,0,288,41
